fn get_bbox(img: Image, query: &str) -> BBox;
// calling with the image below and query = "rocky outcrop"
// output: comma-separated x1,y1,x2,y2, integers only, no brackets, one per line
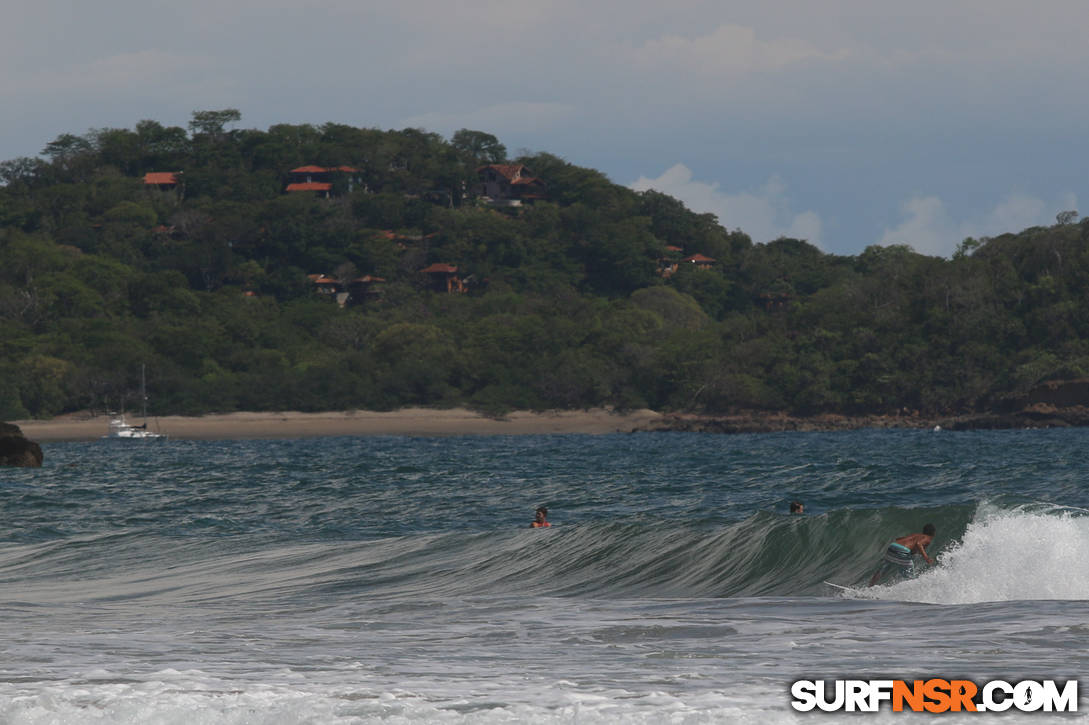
635,411,940,434
941,404,1089,431
1025,378,1089,407
0,423,43,467
635,404,1089,435
632,377,1089,434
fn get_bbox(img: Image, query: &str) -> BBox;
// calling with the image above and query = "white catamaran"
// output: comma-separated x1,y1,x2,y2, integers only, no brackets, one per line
104,365,167,439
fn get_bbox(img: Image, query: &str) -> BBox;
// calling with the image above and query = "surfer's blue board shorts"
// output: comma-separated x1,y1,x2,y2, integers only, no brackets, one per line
873,542,914,581
883,542,913,567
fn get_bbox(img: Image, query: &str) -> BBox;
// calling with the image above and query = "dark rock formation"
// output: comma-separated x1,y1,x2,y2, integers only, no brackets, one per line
635,402,1089,435
939,405,1089,431
1026,379,1089,407
634,411,940,434
0,422,43,467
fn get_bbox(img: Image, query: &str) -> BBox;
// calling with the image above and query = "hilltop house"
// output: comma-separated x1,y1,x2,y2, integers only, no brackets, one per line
307,273,341,295
682,253,716,269
143,171,179,188
419,263,465,293
307,273,351,307
346,275,386,305
658,245,684,278
143,171,181,192
308,273,388,307
286,165,362,197
476,164,546,207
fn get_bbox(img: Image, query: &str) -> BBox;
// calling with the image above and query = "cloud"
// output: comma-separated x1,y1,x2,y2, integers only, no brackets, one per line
629,24,850,76
630,163,823,246
400,102,577,138
5,50,217,97
880,192,1080,257
878,197,956,257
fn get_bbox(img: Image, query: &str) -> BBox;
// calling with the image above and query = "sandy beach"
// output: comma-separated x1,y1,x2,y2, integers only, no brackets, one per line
12,408,666,442
14,404,1086,443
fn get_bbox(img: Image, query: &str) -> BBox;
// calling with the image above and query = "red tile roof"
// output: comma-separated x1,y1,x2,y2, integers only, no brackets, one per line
286,182,332,192
684,254,716,264
478,164,527,181
291,165,359,174
420,263,458,274
143,172,178,185
311,275,339,284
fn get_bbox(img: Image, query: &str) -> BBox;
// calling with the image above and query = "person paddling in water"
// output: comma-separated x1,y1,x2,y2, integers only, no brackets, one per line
531,506,551,528
869,524,935,585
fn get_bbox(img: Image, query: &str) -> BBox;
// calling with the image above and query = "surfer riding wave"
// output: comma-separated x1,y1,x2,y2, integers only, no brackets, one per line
869,524,935,586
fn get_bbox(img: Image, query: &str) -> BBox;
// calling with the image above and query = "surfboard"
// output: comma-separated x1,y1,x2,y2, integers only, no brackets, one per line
823,580,861,594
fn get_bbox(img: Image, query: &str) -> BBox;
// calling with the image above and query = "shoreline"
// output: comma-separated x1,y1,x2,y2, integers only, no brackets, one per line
12,402,1089,443
11,408,667,442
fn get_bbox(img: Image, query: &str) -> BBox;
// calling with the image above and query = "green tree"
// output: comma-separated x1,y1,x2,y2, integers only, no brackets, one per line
16,355,76,417
189,109,242,140
451,129,507,163
371,322,460,406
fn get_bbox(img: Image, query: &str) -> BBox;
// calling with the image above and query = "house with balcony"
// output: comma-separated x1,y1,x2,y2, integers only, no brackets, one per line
285,165,362,197
658,245,684,278
143,171,182,193
476,164,546,207
419,263,465,293
682,253,716,269
307,273,341,295
346,275,386,306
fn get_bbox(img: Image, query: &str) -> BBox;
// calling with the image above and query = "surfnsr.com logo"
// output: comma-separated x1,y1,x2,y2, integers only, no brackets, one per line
791,679,1078,713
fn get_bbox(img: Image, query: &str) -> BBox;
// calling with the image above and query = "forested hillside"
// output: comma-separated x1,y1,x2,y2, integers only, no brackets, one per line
2,110,1087,420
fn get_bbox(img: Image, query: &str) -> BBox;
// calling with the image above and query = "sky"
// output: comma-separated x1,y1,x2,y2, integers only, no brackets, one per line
4,1,1087,258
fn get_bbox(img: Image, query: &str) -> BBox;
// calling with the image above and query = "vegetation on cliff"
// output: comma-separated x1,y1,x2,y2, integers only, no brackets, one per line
2,110,1087,420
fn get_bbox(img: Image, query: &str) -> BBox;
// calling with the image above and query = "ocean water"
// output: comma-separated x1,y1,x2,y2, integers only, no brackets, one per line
0,428,1086,723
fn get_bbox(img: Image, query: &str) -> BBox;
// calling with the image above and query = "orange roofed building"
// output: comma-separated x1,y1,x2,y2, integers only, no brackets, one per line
286,165,362,197
658,245,684,278
307,273,341,295
477,164,546,207
143,171,180,191
420,263,465,293
683,253,716,269
346,275,386,306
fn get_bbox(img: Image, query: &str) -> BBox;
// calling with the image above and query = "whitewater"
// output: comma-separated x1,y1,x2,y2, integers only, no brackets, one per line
0,429,1086,723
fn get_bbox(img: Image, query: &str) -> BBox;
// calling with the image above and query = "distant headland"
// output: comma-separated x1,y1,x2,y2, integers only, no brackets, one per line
3,111,1088,426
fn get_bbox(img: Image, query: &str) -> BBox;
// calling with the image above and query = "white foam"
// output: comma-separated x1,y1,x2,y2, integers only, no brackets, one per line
1,678,1063,724
876,504,1089,604
0,677,793,725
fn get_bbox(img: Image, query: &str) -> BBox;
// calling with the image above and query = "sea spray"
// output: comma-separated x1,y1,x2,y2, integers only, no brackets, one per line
877,504,1089,604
